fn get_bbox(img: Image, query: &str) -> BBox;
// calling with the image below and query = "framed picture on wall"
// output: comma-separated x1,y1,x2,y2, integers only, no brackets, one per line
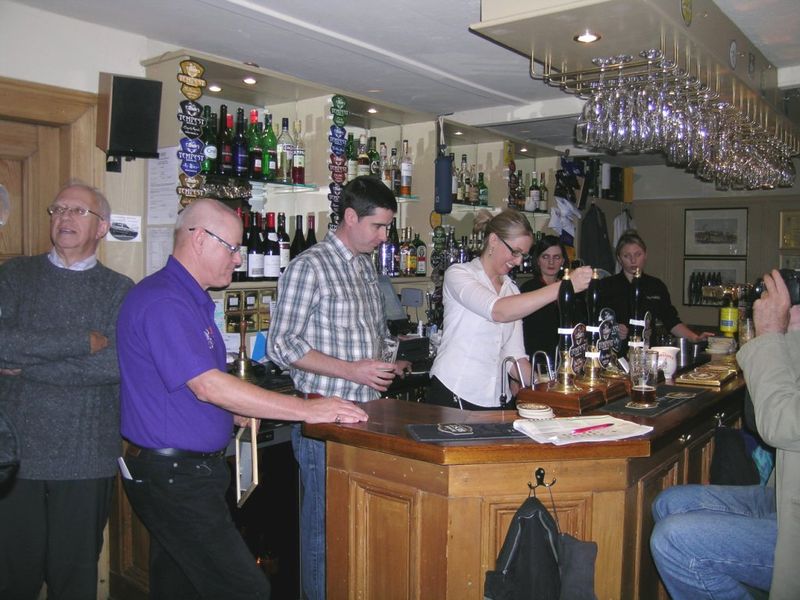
684,208,748,256
779,210,800,250
683,258,747,305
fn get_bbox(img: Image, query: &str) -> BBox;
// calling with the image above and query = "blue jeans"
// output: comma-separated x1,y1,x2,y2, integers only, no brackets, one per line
650,484,776,599
292,425,326,600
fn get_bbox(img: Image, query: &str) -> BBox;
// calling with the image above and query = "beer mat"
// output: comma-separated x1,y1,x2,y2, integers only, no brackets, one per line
405,422,529,443
600,384,710,418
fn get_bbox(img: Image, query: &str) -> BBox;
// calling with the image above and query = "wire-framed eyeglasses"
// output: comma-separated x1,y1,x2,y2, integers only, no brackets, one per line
47,205,105,220
189,227,240,256
498,237,530,260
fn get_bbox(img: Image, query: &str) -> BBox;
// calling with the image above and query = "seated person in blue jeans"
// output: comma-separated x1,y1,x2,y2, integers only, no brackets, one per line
650,269,800,599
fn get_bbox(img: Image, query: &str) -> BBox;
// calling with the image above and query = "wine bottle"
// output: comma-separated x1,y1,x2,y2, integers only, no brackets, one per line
232,207,249,282
292,119,305,184
217,104,233,176
261,112,277,182
539,173,549,213
290,214,305,259
345,133,358,183
467,165,478,206
527,171,540,212
247,109,263,180
232,108,248,178
450,153,458,203
379,142,391,188
368,136,381,178
477,172,489,206
200,106,217,175
399,139,412,196
263,212,280,281
356,134,370,177
275,117,294,184
304,214,317,250
246,212,265,281
277,212,291,273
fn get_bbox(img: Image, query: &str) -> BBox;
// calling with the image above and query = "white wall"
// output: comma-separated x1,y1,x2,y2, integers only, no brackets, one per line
0,1,175,89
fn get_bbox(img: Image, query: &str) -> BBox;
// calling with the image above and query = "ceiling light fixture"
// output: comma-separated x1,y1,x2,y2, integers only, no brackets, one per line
243,61,260,68
208,84,222,93
454,131,463,136
574,30,600,44
243,77,257,85
367,107,378,114
520,147,528,153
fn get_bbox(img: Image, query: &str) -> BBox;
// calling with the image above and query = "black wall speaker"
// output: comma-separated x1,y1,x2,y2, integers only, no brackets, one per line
97,73,162,159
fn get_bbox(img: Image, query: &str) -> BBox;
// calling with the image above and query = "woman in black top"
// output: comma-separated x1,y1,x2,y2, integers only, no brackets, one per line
521,236,586,365
598,230,712,346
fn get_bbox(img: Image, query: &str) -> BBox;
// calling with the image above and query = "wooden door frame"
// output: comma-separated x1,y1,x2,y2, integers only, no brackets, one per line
0,75,102,255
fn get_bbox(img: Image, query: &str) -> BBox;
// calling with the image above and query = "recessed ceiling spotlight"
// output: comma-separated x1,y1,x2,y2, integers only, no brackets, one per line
244,61,260,68
366,89,382,93
520,147,528,153
367,107,378,114
454,131,463,136
574,30,601,44
243,77,257,85
208,84,222,93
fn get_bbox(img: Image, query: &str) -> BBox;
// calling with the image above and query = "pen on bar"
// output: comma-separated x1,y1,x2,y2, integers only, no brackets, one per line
571,422,614,435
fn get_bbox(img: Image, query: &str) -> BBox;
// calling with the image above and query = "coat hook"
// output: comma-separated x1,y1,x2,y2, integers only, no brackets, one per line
535,467,557,489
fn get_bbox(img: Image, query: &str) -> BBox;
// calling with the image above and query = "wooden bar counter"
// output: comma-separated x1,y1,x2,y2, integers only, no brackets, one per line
304,375,746,600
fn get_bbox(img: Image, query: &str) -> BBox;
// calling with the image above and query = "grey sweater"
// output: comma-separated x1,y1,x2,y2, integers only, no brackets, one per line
0,254,133,479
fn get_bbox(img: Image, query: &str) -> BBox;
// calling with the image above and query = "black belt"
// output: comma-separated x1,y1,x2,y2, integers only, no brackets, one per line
126,442,225,460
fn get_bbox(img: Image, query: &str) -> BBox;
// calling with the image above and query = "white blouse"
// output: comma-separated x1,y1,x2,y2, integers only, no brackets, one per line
430,258,527,407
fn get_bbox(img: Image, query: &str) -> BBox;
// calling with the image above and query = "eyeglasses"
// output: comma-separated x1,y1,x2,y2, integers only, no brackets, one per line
189,227,240,256
498,237,530,260
47,205,105,220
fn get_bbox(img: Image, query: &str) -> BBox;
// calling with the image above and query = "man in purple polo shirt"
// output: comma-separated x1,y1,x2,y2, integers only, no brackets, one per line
117,198,367,600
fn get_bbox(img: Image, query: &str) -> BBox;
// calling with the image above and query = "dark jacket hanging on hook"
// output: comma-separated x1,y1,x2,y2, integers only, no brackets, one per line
579,203,615,274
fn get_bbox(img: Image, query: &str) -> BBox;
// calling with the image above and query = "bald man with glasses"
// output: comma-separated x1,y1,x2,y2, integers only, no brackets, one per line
0,180,134,599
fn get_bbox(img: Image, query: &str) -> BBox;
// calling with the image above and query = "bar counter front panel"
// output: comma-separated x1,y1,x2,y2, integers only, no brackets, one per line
304,376,746,600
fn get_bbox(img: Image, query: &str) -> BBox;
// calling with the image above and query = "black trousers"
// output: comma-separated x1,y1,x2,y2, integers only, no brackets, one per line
0,476,113,600
122,451,270,600
425,376,514,411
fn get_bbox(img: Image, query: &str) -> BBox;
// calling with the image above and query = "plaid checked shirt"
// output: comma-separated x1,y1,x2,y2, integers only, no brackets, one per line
268,231,388,403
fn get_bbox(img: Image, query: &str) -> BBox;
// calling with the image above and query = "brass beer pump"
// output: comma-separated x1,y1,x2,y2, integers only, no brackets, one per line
579,269,604,386
550,268,582,394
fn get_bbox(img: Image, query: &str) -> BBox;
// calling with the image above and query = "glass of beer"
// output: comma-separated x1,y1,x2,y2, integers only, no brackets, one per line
376,336,399,369
629,348,659,408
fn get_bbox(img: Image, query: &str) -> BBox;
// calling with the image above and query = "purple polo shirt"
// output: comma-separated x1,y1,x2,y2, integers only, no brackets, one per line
118,256,232,452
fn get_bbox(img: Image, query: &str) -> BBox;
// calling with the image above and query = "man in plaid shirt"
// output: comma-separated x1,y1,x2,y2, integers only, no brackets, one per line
269,176,404,600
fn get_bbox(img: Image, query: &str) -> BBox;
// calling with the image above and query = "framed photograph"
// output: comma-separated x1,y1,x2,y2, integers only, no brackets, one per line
779,254,800,270
779,210,800,250
683,258,747,305
684,208,748,256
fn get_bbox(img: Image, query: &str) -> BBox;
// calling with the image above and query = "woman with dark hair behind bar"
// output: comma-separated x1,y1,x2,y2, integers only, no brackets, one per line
598,230,712,350
521,235,587,367
427,210,593,410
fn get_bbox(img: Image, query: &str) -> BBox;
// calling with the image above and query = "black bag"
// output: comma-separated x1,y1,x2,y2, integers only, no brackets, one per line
0,405,19,485
484,496,597,600
709,426,760,486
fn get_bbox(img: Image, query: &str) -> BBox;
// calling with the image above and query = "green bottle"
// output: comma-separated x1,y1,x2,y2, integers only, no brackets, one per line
260,111,278,182
200,105,217,175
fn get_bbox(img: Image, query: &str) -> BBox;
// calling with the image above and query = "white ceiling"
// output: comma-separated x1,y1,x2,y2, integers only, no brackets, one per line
11,0,800,155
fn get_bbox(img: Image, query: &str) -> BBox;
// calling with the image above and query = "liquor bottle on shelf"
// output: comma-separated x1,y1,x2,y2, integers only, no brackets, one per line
467,164,479,205
304,214,317,250
477,172,489,206
246,212,265,281
216,104,233,176
247,109,263,181
261,112,277,182
200,106,217,175
275,117,294,184
368,136,381,178
232,108,248,179
263,212,281,281
456,154,468,203
345,133,358,183
277,212,291,273
380,142,392,189
516,170,526,211
291,120,305,184
406,227,417,276
526,171,540,212
390,147,400,196
388,217,400,276
399,139,412,196
233,207,248,282
413,232,427,276
538,173,549,213
449,153,458,203
356,134,370,177
290,214,305,259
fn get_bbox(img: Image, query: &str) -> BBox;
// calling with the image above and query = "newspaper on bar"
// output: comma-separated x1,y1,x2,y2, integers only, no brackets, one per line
513,415,653,446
